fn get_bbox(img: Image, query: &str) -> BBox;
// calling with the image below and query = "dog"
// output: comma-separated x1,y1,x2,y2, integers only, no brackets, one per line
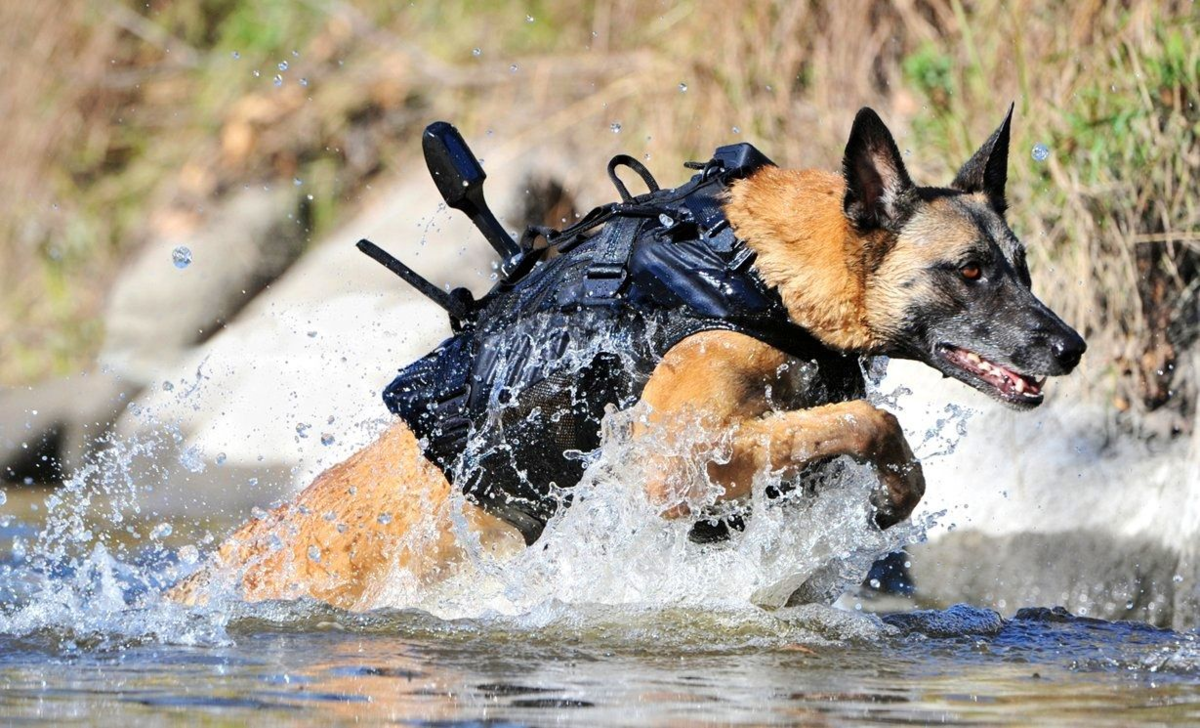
169,107,1085,610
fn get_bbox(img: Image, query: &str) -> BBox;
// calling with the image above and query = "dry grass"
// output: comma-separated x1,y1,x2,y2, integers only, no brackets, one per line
1,0,1196,429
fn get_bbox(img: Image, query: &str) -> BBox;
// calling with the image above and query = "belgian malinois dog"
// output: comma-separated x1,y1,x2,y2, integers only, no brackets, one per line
170,107,1085,610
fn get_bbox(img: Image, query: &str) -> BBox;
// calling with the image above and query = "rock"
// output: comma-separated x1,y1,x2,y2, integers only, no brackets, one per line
0,369,136,484
881,603,1005,637
101,186,308,386
882,358,1200,630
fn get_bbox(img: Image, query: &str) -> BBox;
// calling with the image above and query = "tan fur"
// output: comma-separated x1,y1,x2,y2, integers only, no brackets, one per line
864,195,994,339
725,167,885,352
171,164,928,610
168,422,524,609
635,331,922,520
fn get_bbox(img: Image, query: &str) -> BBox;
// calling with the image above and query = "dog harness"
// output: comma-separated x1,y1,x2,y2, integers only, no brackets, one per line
366,128,860,544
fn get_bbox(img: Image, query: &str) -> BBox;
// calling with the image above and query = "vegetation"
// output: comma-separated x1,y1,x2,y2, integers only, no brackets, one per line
1,0,1196,429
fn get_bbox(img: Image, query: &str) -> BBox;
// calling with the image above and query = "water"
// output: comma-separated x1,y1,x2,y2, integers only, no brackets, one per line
0,584,1196,724
1,354,1197,722
170,245,191,269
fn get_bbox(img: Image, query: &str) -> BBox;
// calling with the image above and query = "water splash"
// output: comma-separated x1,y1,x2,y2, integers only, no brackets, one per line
0,428,234,648
2,311,943,646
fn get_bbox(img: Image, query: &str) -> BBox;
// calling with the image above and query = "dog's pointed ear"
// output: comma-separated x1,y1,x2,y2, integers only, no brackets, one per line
952,103,1013,214
842,107,914,232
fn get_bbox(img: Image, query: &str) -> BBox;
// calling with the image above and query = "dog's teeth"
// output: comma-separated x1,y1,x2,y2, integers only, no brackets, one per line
1015,378,1027,393
966,353,982,364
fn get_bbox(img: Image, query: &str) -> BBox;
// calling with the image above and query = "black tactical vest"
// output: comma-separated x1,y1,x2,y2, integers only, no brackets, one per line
381,143,862,543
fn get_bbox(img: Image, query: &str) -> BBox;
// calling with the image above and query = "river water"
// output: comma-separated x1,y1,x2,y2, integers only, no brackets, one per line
1,393,1198,724
0,591,1197,725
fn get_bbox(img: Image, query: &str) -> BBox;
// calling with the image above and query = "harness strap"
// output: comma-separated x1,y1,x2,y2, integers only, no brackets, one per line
582,217,641,305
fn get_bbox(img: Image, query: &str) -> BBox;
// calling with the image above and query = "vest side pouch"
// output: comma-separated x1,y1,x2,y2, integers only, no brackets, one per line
382,333,475,477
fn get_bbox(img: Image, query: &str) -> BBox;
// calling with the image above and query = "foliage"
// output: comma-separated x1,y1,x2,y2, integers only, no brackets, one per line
0,0,1196,428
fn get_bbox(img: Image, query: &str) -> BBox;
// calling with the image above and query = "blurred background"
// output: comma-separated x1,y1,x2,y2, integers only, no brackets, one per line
0,1,1197,626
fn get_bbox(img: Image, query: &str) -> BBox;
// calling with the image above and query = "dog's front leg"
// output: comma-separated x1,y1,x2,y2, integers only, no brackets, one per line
709,400,925,528
638,331,924,528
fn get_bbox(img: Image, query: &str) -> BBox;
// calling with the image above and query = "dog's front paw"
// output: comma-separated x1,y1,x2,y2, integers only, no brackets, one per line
870,455,925,529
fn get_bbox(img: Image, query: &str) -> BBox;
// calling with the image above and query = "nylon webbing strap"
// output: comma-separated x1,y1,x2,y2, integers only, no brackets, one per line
582,217,639,305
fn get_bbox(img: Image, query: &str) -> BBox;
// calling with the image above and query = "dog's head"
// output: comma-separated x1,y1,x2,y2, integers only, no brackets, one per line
844,107,1085,409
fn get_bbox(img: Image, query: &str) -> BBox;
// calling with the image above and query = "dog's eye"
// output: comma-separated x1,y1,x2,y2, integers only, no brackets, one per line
960,264,982,281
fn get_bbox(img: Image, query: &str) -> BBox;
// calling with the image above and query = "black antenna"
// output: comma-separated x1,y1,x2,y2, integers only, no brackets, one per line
356,239,469,322
422,121,525,276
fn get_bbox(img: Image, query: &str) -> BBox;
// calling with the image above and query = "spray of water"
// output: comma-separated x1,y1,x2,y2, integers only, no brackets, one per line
0,329,958,647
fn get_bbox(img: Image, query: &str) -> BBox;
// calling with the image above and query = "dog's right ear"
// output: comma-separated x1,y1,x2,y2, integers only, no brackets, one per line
842,107,914,232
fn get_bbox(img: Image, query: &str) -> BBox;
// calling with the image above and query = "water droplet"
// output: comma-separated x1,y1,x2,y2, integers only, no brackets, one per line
377,513,393,525
179,446,205,473
252,507,268,521
308,545,321,562
231,51,240,60
293,177,303,187
278,60,289,71
253,70,261,78
678,82,687,92
296,423,311,439
171,246,192,269
320,433,335,446
1031,143,1050,162
610,122,622,133
162,380,175,391
150,522,173,539
526,14,534,22
299,77,309,87
1173,574,1184,583
510,64,519,73
306,193,313,201
178,544,199,565
869,578,881,589
732,126,741,134
472,48,482,57
0,490,6,507
215,452,226,466
273,74,284,87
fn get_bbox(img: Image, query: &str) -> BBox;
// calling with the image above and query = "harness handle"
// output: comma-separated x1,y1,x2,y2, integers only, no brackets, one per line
606,155,659,202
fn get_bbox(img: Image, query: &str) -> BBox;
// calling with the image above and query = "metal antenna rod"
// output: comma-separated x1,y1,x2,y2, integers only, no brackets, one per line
356,238,469,322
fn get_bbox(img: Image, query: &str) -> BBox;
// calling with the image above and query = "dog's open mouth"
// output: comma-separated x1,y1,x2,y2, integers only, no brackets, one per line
937,345,1046,406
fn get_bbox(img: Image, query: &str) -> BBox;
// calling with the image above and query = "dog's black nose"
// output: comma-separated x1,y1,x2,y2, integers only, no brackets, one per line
1051,329,1087,372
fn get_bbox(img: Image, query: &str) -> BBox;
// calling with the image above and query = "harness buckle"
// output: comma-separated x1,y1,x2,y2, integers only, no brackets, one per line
582,263,628,304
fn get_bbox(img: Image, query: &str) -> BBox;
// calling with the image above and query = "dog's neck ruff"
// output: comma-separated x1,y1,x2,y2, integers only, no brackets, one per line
380,144,863,544
726,167,881,353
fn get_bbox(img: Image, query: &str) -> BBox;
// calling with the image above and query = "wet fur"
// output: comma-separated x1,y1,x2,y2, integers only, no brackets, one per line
171,108,1079,609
